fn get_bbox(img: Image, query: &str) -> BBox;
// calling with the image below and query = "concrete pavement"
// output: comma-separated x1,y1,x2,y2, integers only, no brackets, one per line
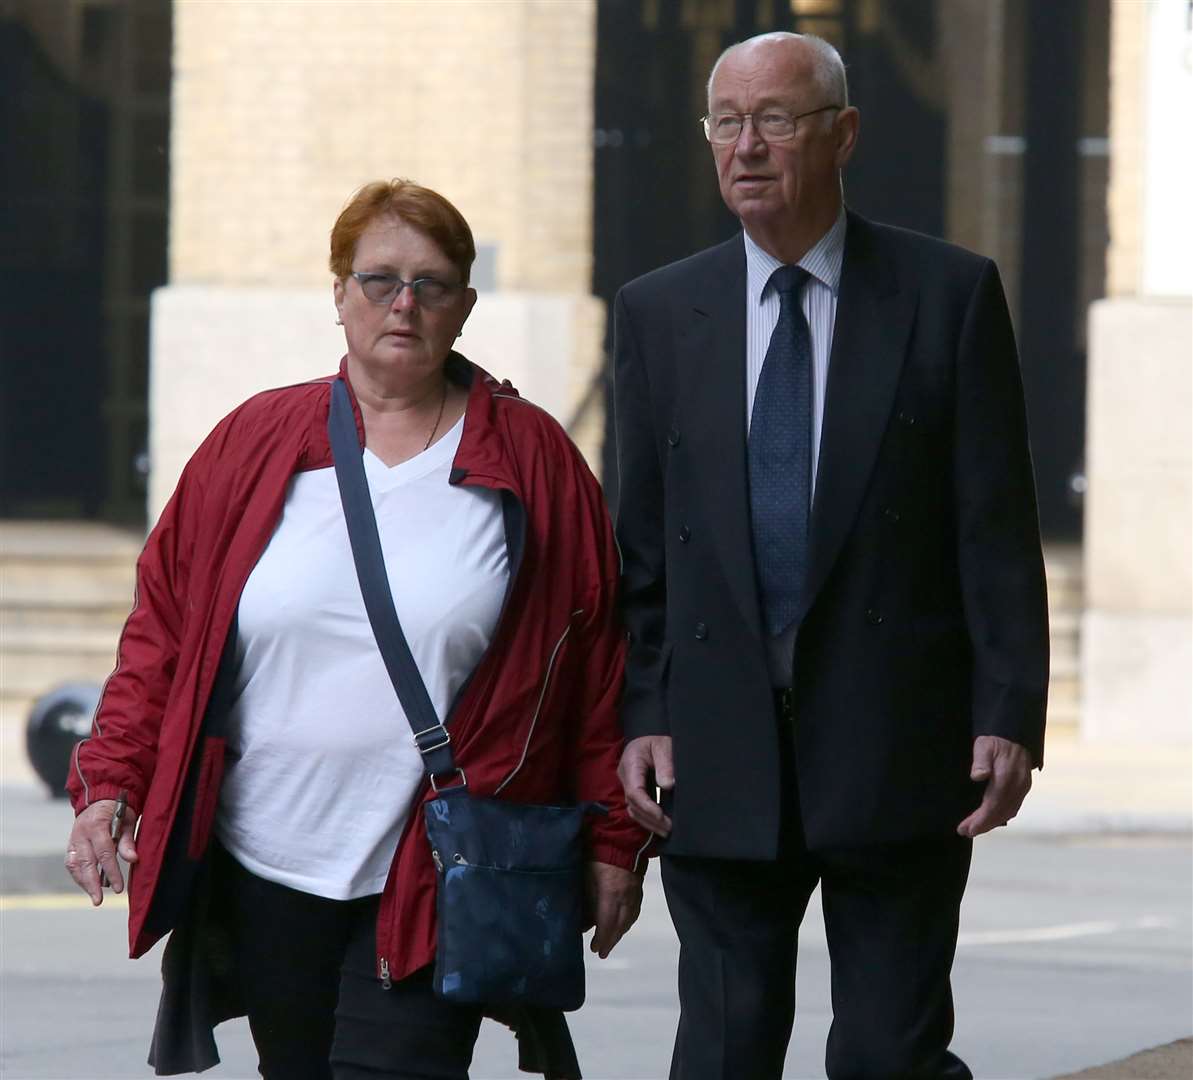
1,726,1189,1078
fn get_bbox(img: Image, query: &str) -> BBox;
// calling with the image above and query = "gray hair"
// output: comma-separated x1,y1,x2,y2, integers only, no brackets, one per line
707,32,849,110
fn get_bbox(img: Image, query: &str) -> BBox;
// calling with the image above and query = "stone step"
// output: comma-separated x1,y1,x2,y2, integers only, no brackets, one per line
1,523,139,650
1044,547,1082,729
1051,648,1079,675
1050,610,1079,635
1044,544,1083,614
2,601,132,631
1051,632,1079,665
1,635,118,700
1046,703,1081,735
1,562,137,608
3,622,122,654
0,520,144,560
1049,677,1080,708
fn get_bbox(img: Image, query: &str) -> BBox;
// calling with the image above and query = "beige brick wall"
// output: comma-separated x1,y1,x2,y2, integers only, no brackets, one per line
168,0,608,473
171,0,596,293
1105,0,1146,298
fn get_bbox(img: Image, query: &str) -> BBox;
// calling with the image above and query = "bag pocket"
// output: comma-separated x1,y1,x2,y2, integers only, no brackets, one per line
434,862,586,1011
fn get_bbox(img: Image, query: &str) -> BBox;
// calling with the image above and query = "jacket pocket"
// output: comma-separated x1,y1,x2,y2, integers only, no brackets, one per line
187,736,226,860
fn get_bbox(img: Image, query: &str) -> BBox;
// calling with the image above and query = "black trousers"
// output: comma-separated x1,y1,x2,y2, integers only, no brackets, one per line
661,708,974,1080
218,846,482,1079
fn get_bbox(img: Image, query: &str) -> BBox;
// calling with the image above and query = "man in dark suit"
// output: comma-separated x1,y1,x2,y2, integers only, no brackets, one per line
613,32,1049,1080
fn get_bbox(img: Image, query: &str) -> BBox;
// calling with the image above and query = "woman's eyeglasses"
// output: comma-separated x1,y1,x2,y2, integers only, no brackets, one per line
350,272,464,309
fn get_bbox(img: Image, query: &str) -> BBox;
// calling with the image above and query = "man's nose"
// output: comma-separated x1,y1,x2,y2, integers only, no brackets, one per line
734,116,767,157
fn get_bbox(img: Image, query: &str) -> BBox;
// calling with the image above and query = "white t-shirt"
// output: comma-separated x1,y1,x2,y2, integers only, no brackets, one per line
215,415,508,899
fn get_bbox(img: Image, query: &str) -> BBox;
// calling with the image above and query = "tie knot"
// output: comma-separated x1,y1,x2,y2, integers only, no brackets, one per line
769,265,811,297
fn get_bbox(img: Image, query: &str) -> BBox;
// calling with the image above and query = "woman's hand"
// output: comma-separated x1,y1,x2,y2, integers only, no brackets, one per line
65,800,138,905
584,860,643,959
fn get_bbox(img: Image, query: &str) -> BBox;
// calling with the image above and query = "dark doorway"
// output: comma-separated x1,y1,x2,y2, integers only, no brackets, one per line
592,0,1098,541
0,1,171,525
1017,0,1092,540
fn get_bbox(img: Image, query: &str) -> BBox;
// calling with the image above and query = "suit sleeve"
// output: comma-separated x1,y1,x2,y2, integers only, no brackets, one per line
612,287,671,741
953,260,1050,765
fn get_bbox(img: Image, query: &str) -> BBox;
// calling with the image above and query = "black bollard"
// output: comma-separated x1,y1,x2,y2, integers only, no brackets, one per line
25,683,101,798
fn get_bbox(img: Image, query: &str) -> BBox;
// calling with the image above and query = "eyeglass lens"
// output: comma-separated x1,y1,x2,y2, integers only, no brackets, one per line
355,274,455,307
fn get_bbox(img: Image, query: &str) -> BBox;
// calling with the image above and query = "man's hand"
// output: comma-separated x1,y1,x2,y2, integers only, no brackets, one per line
618,735,674,837
65,800,139,905
584,861,643,959
957,735,1033,838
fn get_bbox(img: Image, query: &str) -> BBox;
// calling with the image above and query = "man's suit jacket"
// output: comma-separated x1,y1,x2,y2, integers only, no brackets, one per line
613,210,1049,859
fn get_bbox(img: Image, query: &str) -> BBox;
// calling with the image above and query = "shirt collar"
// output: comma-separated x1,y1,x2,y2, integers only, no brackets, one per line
744,206,847,305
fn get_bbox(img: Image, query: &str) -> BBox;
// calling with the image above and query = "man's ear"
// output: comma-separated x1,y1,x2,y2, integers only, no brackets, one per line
834,106,861,169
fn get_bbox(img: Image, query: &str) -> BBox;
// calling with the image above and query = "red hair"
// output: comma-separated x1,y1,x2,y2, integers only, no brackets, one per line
329,179,476,284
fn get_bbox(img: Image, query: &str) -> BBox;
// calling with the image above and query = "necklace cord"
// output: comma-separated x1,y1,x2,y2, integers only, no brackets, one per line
423,380,448,451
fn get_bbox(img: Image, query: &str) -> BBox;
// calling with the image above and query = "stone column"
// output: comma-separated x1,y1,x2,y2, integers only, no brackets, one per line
1082,0,1192,742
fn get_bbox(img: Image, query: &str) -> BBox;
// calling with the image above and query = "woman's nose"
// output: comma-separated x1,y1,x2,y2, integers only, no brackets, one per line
391,283,418,311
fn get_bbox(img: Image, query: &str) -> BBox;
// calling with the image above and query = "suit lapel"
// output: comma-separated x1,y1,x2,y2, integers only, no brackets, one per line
799,212,917,623
676,236,766,644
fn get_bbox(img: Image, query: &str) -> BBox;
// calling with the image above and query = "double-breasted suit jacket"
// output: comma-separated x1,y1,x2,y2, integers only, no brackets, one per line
613,210,1049,859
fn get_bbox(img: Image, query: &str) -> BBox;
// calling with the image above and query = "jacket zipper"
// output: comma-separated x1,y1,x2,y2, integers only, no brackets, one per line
493,612,580,795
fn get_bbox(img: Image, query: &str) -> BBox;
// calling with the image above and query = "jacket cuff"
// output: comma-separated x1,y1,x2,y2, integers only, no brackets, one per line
71,782,141,818
972,681,1047,768
620,697,670,741
586,836,654,876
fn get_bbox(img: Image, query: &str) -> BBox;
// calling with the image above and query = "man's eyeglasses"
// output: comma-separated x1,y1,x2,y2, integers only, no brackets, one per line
350,271,464,309
701,106,842,145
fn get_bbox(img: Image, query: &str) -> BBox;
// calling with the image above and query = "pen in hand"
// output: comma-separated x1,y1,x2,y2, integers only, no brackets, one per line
99,789,128,889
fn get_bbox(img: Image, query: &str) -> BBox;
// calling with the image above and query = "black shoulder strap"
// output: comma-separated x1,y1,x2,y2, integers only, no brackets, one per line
327,377,459,784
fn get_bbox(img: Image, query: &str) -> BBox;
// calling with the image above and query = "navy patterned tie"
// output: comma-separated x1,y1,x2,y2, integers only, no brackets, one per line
749,265,813,637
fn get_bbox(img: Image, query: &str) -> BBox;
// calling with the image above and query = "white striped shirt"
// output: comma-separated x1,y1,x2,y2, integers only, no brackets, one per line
743,207,847,500
742,209,847,686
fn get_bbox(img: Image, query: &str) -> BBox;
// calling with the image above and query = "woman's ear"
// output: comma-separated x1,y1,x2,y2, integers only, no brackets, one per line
459,287,478,330
332,279,346,325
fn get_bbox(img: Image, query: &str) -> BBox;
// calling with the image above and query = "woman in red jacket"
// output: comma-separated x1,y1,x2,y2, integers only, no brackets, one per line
64,179,647,1078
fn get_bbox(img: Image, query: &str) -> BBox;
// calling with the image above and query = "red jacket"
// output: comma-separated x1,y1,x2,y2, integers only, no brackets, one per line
69,356,646,984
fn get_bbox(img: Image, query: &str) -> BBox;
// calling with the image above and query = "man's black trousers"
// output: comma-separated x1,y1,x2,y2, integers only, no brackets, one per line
661,710,974,1080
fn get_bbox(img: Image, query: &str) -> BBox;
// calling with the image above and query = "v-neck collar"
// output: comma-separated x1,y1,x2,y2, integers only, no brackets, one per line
362,413,465,492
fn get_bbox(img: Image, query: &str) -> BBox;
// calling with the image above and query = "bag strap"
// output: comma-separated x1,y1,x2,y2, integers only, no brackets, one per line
327,377,461,787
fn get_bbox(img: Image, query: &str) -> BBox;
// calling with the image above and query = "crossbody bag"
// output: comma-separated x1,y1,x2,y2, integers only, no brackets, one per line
327,376,595,1011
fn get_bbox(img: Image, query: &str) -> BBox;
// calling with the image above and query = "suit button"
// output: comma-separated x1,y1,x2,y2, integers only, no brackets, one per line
897,411,917,427
865,608,885,626
667,426,681,446
678,525,691,543
883,507,901,523
694,621,709,641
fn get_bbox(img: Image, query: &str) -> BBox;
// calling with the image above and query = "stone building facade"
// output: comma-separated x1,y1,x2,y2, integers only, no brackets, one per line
1,1,1188,784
